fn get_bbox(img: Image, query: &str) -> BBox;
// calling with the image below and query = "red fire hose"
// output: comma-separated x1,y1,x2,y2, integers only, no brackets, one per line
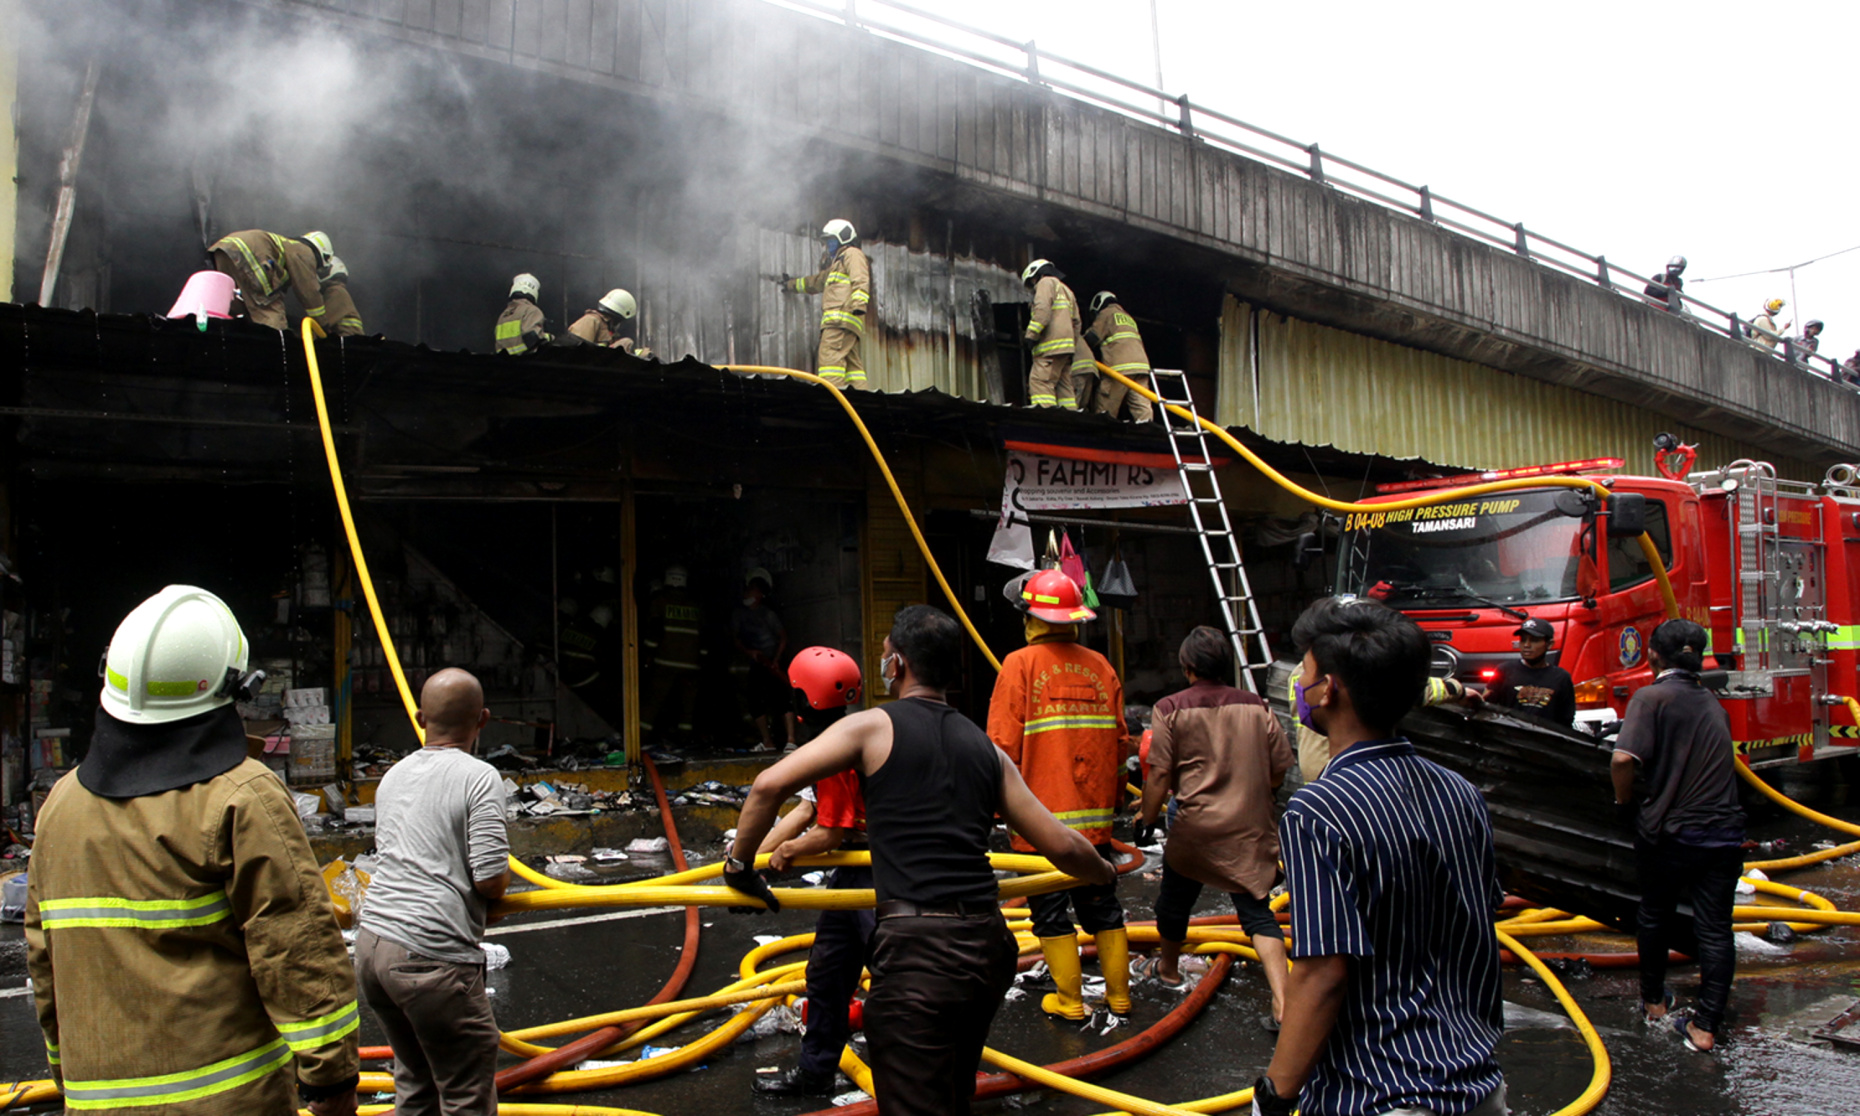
357,756,705,1086
797,952,1234,1116
496,755,702,1091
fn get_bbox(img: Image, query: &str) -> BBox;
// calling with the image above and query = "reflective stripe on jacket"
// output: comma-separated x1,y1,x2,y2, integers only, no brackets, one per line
792,245,871,334
987,636,1127,850
320,280,364,337
209,230,326,320
25,759,360,1111
1024,276,1078,358
1088,303,1150,375
496,298,548,354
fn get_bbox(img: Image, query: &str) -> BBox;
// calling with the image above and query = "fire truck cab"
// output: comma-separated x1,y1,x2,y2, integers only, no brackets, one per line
1330,457,1860,769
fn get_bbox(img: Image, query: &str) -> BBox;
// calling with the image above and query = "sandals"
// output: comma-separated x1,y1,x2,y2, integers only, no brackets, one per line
1131,955,1184,987
1671,1010,1714,1054
1643,990,1676,1026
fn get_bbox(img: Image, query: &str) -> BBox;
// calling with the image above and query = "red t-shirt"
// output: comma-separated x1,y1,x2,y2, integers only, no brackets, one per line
815,770,866,833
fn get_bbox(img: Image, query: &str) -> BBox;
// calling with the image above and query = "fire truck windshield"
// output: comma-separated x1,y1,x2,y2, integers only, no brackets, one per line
1340,489,1588,609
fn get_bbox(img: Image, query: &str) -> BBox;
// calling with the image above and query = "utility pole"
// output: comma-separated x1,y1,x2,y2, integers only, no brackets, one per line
1148,0,1167,116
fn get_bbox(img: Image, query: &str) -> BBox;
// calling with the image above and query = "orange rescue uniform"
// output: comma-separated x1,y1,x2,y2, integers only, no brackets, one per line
987,635,1126,851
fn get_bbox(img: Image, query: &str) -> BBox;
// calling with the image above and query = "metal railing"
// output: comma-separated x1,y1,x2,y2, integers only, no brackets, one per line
770,0,1855,388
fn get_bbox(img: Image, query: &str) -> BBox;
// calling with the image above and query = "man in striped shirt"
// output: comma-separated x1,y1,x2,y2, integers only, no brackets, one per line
1253,598,1506,1116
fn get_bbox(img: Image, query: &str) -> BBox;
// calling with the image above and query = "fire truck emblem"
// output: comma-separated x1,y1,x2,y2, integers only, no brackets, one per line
1618,625,1644,668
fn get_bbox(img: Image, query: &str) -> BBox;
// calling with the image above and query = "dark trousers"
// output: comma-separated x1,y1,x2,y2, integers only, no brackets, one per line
799,865,878,1076
1153,860,1284,943
1027,843,1124,939
1636,838,1742,1034
863,912,1019,1116
355,930,500,1116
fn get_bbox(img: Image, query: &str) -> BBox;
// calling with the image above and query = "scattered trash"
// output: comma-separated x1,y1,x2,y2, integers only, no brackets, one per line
481,942,512,970
1015,962,1049,984
591,848,629,862
753,934,784,946
1766,921,1800,945
344,805,376,825
723,828,738,844
627,837,670,854
831,1090,871,1107
802,871,826,886
543,859,597,882
1003,986,1026,1002
574,1059,631,1071
549,854,588,864
1739,929,1793,953
1097,1010,1124,1036
0,870,27,923
741,1004,803,1039
292,792,320,822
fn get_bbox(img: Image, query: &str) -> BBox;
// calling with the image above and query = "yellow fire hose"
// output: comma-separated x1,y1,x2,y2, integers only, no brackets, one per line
1091,362,1680,620
262,334,1860,1116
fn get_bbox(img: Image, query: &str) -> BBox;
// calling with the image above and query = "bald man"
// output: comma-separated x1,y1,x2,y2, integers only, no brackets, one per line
355,669,510,1116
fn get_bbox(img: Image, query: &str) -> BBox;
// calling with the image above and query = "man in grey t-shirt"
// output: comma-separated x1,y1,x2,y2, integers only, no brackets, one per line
356,669,509,1114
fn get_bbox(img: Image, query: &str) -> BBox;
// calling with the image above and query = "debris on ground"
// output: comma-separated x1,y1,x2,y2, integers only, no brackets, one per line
480,942,512,970
627,837,671,853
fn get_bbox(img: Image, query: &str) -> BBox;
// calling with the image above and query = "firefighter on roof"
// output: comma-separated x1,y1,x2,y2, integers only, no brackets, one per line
775,219,872,389
495,273,552,354
986,569,1132,1020
1022,260,1080,409
25,586,361,1115
318,256,364,338
1083,291,1155,422
208,228,333,332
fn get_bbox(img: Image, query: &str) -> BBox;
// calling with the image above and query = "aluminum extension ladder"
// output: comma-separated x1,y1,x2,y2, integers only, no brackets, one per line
1145,369,1275,692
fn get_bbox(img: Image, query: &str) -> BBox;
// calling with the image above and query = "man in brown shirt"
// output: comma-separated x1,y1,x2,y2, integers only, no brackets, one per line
1135,626,1293,1029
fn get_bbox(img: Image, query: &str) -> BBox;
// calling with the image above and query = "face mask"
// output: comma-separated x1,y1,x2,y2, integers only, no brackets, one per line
1294,675,1327,733
879,652,898,694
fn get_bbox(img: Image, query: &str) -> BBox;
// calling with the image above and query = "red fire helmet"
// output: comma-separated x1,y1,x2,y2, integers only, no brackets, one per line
1020,569,1096,623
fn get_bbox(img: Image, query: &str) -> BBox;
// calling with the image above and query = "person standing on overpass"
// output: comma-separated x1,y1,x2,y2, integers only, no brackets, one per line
727,606,1115,1116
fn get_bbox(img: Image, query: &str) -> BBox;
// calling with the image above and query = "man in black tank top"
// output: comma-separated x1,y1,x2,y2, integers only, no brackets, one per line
728,606,1115,1116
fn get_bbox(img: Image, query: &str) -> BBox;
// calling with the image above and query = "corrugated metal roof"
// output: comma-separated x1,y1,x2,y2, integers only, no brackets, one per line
1217,296,1817,479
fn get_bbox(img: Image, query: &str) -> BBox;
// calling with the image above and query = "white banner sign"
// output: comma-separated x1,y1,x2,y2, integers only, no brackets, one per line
989,451,1185,568
1005,450,1186,512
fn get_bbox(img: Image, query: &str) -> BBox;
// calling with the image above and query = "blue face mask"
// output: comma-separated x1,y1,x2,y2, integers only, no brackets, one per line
1294,675,1327,733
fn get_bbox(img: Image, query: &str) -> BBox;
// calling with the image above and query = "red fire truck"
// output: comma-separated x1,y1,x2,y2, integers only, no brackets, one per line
1329,452,1860,769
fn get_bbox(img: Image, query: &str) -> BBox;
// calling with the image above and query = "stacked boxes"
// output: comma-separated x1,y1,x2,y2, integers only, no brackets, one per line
285,688,338,785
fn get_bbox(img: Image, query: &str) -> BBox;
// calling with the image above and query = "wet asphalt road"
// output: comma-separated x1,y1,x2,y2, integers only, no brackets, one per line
2,763,1857,1115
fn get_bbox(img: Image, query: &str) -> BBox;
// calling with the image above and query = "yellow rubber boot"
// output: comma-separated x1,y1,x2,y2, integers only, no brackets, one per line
1096,927,1132,1015
1038,935,1087,1020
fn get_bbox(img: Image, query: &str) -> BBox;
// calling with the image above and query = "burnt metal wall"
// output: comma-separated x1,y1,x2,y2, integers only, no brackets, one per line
212,0,1860,464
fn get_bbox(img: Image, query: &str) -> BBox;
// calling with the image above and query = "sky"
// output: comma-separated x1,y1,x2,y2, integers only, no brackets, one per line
776,0,1860,367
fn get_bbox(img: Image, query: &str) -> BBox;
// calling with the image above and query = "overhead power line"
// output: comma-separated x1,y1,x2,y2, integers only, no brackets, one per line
1692,244,1860,283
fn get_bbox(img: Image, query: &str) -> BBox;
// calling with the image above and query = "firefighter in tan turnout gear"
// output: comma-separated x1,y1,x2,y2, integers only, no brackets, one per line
318,256,365,338
209,229,334,333
1082,291,1154,422
565,287,651,357
496,272,553,354
1022,259,1079,408
775,219,871,388
25,585,361,1115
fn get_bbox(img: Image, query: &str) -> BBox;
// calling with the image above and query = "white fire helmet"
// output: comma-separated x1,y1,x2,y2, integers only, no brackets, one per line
301,231,336,272
100,586,250,725
1021,259,1053,287
510,273,542,301
821,219,857,246
598,288,638,320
